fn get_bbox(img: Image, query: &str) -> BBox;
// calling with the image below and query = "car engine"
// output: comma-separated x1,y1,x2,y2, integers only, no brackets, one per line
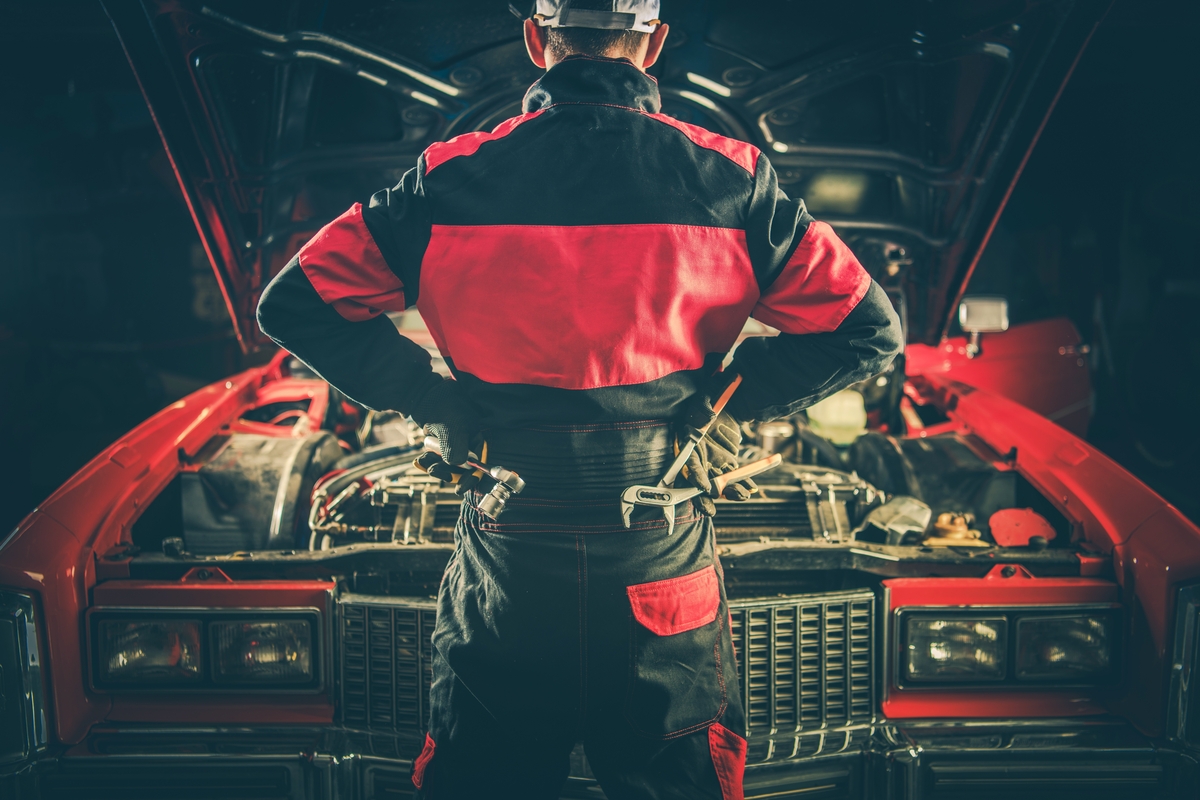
166,395,1065,559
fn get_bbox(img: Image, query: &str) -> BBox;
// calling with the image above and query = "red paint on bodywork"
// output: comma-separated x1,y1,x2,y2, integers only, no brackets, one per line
228,378,330,438
906,318,1093,436
1,513,112,740
904,376,1200,734
91,578,335,724
884,692,1106,718
919,377,1193,555
989,508,1058,547
883,566,1118,720
91,577,332,607
0,350,334,743
887,564,1118,605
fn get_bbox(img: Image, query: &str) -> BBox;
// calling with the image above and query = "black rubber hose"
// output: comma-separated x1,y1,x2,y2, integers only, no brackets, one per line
794,426,848,469
332,442,422,472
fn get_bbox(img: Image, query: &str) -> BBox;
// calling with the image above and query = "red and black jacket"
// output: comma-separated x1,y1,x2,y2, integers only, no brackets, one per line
256,55,903,429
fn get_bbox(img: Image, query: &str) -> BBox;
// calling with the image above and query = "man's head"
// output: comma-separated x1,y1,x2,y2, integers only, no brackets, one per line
522,0,670,71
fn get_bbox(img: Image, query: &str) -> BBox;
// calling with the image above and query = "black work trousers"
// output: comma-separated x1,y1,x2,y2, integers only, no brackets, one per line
411,423,747,800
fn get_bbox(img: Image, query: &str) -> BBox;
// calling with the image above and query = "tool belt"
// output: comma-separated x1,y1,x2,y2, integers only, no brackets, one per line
481,421,675,501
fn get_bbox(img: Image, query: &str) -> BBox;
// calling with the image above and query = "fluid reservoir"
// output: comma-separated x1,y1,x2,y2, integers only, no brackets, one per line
806,389,868,445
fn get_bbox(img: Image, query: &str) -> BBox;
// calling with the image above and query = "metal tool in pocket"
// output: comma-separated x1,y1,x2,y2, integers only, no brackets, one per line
620,453,783,534
620,374,781,534
422,436,526,520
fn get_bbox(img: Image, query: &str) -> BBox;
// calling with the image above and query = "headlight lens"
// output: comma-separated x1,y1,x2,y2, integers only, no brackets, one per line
905,616,1007,682
1017,615,1113,680
97,620,203,685
212,620,313,684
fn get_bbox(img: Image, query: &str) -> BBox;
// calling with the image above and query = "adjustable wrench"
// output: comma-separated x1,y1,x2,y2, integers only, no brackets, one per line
620,453,783,533
620,374,746,534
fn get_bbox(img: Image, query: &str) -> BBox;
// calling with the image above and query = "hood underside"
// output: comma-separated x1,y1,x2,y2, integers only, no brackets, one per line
105,0,1109,350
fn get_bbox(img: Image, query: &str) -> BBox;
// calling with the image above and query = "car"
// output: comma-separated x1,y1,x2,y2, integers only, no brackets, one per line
5,0,1200,798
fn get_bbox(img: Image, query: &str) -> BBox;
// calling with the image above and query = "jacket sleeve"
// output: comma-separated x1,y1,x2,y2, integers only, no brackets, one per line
256,162,444,414
728,154,904,422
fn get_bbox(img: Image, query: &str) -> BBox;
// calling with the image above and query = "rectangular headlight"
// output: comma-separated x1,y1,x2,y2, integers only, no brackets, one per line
97,619,203,686
212,620,313,684
1017,615,1114,680
90,609,324,692
905,616,1007,682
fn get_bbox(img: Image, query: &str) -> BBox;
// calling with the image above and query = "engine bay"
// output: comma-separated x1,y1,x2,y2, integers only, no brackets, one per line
130,362,1076,574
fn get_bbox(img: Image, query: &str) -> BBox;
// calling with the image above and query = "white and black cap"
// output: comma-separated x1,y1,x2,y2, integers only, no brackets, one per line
530,0,661,33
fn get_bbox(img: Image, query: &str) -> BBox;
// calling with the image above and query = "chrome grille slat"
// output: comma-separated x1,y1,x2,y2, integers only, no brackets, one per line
368,607,393,728
339,594,436,739
339,588,876,764
729,590,875,738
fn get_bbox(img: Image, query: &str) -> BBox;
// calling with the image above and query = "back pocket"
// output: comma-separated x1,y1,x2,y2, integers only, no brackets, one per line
625,565,727,738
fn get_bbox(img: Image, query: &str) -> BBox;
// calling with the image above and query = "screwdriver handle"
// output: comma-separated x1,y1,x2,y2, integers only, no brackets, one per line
701,374,743,435
658,374,744,488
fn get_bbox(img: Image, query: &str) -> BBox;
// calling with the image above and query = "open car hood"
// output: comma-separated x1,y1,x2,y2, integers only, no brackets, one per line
105,0,1110,350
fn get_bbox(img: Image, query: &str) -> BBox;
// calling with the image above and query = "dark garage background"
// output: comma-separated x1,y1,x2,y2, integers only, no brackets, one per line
1,0,1197,537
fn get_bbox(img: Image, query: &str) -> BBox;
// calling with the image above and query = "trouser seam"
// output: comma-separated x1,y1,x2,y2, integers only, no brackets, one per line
577,534,588,735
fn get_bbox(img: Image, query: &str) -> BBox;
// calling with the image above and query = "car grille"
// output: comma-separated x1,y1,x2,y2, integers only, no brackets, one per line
338,589,875,757
339,594,436,736
729,590,875,765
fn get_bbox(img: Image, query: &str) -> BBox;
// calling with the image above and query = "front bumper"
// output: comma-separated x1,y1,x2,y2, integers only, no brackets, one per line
3,719,1196,800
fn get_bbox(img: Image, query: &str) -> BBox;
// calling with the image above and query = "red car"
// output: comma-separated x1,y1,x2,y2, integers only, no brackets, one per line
4,1,1198,798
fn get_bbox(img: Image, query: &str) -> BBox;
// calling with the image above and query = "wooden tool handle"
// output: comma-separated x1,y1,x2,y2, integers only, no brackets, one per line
713,453,783,495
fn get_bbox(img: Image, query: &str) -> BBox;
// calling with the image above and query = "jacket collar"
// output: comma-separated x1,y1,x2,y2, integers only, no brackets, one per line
523,55,661,114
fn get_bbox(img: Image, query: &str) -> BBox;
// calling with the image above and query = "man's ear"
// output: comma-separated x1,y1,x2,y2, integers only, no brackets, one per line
524,18,549,69
641,22,670,69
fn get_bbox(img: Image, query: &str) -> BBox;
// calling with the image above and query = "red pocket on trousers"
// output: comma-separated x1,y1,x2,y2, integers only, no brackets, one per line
626,565,720,636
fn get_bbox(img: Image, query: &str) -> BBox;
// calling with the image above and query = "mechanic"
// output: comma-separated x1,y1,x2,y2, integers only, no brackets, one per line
256,1,903,797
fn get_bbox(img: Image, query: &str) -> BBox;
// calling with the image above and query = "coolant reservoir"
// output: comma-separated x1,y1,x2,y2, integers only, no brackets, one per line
806,389,868,445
